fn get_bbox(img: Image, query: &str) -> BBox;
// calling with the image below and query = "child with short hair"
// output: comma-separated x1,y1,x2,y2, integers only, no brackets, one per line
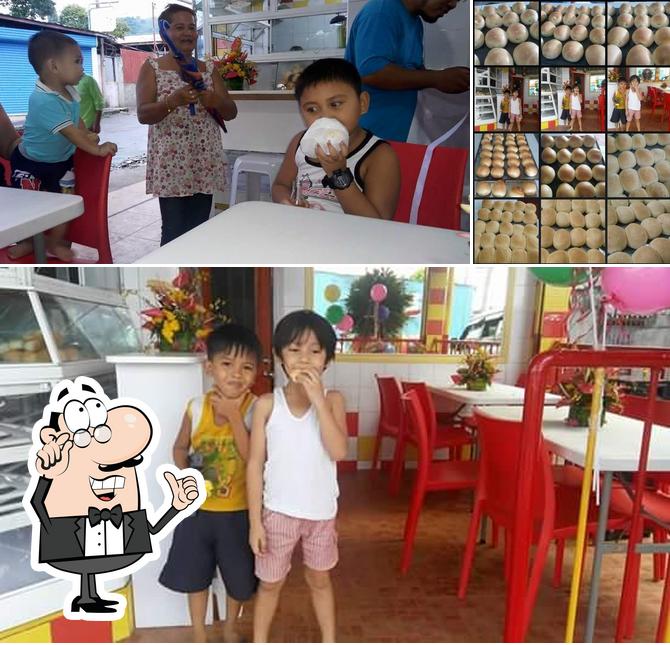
626,75,643,132
9,30,117,261
509,88,522,132
560,84,571,129
611,79,627,131
272,58,400,219
498,89,510,131
570,85,583,132
247,310,348,643
159,323,262,643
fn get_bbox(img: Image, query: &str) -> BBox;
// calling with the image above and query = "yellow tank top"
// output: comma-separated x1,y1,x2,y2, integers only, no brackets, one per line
501,97,510,113
562,94,570,109
188,391,255,512
613,91,625,109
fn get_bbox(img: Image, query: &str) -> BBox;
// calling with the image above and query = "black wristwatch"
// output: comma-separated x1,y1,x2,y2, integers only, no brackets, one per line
325,168,353,190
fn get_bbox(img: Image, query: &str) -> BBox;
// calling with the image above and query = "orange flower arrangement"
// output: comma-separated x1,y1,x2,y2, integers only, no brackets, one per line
211,38,258,87
141,270,227,352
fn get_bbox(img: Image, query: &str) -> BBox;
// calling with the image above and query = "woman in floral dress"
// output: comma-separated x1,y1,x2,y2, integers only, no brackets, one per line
136,3,237,245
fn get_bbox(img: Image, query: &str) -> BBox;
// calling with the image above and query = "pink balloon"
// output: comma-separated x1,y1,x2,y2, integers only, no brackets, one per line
337,314,354,333
601,268,670,315
370,283,388,303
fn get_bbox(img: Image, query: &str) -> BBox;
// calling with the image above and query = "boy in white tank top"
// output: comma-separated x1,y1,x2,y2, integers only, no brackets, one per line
271,58,400,218
625,75,643,132
247,310,347,642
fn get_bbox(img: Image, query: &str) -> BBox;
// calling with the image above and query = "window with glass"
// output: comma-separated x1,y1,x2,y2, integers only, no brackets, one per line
307,266,512,359
527,79,539,96
589,74,605,93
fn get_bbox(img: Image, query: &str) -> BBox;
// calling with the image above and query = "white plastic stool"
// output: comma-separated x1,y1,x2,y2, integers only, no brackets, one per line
229,153,284,206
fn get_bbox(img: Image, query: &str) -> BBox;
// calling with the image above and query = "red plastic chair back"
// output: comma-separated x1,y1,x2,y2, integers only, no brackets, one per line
375,375,404,435
402,389,431,476
0,157,10,186
474,408,554,526
387,140,466,231
622,393,670,427
0,149,113,264
69,149,113,263
401,381,438,449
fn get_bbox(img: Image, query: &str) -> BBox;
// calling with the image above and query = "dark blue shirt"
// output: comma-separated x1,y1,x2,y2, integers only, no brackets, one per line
346,0,424,142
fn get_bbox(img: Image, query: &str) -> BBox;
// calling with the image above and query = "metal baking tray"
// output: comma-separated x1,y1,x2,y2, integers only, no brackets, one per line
610,4,670,63
474,0,540,65
539,1,606,66
475,133,540,197
540,133,605,198
606,135,670,198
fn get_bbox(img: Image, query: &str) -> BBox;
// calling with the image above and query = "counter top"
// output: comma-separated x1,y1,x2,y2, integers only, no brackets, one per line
229,90,295,101
106,353,206,365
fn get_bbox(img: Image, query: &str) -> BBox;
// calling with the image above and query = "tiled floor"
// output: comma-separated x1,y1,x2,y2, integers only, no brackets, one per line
544,109,602,133
126,470,663,643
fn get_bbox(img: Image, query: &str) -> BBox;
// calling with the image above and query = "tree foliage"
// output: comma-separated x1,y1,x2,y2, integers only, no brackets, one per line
59,4,88,29
2,0,57,20
110,17,130,38
345,268,411,339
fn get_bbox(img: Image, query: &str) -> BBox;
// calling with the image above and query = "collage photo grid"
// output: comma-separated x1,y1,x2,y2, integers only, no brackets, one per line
473,0,670,265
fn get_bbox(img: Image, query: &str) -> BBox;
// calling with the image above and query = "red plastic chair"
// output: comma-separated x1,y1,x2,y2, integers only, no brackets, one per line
402,382,476,453
0,149,113,264
387,141,466,231
598,94,605,131
372,375,405,475
0,157,9,186
650,87,664,116
457,408,628,636
391,381,477,496
399,388,478,574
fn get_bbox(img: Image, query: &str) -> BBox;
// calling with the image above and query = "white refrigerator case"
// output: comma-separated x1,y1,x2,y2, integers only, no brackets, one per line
0,276,141,632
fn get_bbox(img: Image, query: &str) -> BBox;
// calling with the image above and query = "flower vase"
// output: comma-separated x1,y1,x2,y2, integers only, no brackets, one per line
466,378,488,392
226,77,244,91
567,403,607,428
158,332,194,353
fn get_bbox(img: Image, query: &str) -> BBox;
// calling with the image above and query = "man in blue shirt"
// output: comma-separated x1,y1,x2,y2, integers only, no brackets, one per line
345,0,468,142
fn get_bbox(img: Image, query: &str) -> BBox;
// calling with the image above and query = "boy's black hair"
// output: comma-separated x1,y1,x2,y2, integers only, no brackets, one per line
28,30,79,74
206,323,262,363
273,310,337,363
503,89,510,94
294,58,362,102
158,2,196,24
630,74,640,83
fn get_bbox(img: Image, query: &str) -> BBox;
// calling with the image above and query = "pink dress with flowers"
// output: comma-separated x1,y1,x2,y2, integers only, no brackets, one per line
146,58,227,197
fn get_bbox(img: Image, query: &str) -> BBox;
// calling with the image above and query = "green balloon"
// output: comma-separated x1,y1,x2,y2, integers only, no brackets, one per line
530,268,590,287
326,304,345,324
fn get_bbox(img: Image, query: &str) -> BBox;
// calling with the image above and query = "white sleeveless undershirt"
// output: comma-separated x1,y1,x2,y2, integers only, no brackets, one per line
262,387,339,520
627,89,641,110
294,129,385,213
570,94,581,110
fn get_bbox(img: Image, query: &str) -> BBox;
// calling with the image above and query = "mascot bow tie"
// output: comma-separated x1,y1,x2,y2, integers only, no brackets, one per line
88,505,123,528
158,19,227,133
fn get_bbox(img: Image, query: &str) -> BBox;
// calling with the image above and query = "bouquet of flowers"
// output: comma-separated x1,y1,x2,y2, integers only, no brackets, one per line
211,37,258,89
555,368,624,427
140,270,228,352
451,346,499,391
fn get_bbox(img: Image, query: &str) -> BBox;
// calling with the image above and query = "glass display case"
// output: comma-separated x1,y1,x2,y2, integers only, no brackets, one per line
204,0,347,89
0,274,140,633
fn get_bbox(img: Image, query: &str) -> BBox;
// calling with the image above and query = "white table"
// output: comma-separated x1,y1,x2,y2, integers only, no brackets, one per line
478,405,670,641
0,186,84,263
429,382,561,407
137,201,470,264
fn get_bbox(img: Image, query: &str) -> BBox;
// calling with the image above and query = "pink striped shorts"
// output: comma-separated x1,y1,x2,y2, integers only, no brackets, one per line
255,509,338,583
